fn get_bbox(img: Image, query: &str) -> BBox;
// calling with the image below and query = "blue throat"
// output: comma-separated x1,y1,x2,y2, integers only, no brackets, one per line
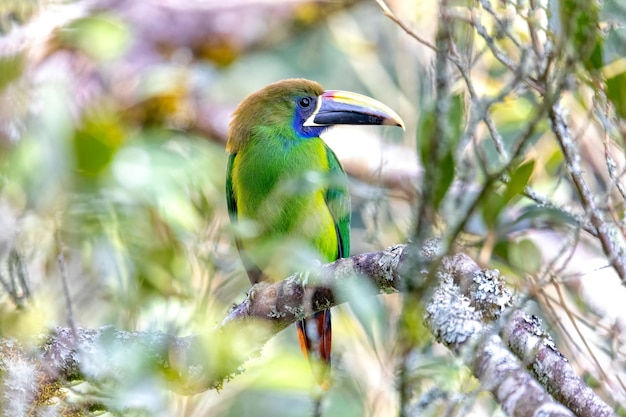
292,108,326,139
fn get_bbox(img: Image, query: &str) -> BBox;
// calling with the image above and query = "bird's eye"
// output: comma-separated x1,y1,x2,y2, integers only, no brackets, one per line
299,97,311,108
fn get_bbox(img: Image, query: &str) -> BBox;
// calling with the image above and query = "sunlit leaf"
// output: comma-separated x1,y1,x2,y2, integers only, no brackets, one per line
58,14,130,61
73,107,125,179
397,299,430,348
545,148,564,176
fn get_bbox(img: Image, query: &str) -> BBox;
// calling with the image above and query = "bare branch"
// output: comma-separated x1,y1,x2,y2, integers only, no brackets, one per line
550,103,626,282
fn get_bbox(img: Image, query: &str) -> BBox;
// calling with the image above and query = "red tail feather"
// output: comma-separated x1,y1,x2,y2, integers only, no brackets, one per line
296,309,332,389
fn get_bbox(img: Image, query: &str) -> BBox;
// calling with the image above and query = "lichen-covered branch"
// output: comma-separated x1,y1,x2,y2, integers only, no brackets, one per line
0,244,614,417
426,254,575,417
503,310,616,417
434,253,617,417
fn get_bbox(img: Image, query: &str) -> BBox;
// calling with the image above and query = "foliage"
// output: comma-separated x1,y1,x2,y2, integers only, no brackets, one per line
0,0,625,416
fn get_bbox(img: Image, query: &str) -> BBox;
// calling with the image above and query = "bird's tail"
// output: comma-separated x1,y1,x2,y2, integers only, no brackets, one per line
296,309,332,389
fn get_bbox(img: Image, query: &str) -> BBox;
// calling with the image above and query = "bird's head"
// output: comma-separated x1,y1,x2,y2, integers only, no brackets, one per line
226,78,404,153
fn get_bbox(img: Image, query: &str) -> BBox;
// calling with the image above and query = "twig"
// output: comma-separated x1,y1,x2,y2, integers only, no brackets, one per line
468,9,545,94
55,232,76,332
374,0,438,53
523,187,592,230
0,250,31,308
549,103,626,282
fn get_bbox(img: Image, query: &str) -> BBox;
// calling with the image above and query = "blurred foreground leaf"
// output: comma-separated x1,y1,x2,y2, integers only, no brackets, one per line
606,69,626,119
57,14,130,61
0,53,24,92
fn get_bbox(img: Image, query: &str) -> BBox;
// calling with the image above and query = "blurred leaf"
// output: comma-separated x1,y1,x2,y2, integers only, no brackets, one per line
586,38,604,72
337,277,385,349
73,107,125,179
509,238,542,274
481,187,505,229
417,107,436,168
198,39,240,67
509,205,580,233
545,147,564,176
491,96,534,126
606,70,626,120
481,160,534,229
325,376,366,417
433,150,455,210
417,95,462,210
448,93,464,148
560,0,600,61
0,0,39,34
503,160,534,204
397,299,430,348
58,14,130,61
492,239,510,264
0,53,24,91
0,300,49,341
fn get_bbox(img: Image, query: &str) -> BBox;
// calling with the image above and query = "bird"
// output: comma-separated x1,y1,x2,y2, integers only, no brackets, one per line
225,78,404,388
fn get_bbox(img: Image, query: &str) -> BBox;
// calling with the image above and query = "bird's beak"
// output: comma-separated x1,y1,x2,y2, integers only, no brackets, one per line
303,90,405,130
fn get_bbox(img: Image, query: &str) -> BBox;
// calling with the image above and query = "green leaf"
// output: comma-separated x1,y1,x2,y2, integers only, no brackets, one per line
58,14,130,61
503,160,534,204
481,160,534,230
481,187,505,229
448,93,464,148
585,38,604,72
545,148,564,176
509,238,542,274
607,70,626,120
417,108,436,168
513,205,580,229
433,150,455,210
559,0,600,61
0,53,24,92
73,108,125,178
417,94,463,210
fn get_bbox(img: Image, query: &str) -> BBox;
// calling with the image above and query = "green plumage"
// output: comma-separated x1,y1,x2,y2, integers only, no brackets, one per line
226,120,350,283
225,78,403,387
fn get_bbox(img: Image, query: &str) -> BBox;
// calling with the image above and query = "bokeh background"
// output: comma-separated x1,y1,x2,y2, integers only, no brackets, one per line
1,0,625,416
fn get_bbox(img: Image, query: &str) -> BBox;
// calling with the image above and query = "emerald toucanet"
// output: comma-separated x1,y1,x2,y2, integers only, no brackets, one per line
226,78,404,386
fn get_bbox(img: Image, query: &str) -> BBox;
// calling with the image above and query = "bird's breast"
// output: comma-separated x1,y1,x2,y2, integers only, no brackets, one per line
232,137,339,279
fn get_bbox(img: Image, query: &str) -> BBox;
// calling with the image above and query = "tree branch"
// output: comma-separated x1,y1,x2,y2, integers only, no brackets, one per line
0,244,615,417
550,102,626,283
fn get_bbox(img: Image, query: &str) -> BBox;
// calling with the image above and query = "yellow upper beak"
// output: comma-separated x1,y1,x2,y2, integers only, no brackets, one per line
303,90,405,130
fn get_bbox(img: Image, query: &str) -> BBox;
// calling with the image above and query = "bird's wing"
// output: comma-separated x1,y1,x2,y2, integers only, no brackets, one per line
226,153,264,284
324,145,351,259
225,153,238,223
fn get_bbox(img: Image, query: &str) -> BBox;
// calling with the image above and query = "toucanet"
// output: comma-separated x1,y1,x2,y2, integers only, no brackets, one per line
226,78,404,387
